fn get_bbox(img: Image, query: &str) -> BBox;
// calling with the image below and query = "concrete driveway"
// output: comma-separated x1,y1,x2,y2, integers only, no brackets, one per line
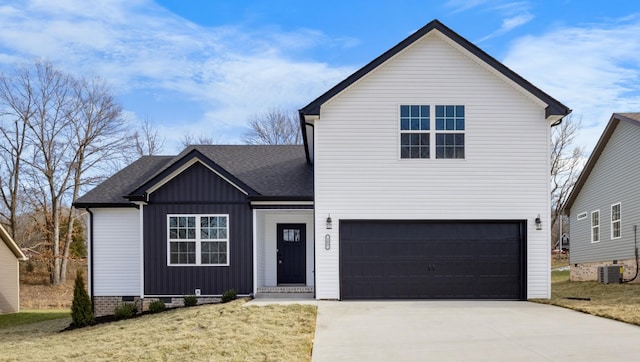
312,301,640,361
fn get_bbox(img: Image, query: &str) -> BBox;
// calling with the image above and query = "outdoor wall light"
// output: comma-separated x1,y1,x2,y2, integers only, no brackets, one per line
326,214,332,229
535,214,542,230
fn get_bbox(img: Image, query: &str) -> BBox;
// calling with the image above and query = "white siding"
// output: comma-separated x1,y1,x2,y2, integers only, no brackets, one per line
0,243,20,314
314,32,551,299
256,210,314,287
92,208,141,296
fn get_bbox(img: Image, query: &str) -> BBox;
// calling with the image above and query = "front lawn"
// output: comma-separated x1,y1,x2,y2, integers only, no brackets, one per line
533,270,640,326
0,309,70,329
0,299,317,361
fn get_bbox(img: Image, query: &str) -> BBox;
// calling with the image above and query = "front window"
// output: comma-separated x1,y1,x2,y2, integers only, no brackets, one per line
399,104,465,159
435,105,465,159
400,105,430,159
168,214,229,266
591,210,600,243
611,203,621,239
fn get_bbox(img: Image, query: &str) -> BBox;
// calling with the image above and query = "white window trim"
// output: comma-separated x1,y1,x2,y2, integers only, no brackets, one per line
398,104,466,160
591,210,600,243
611,203,621,240
576,212,587,220
167,214,230,266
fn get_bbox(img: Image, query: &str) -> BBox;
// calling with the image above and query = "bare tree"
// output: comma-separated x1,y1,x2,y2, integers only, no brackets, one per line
179,132,216,150
551,115,584,249
1,60,127,285
0,64,34,239
132,115,165,157
243,108,302,145
59,76,127,282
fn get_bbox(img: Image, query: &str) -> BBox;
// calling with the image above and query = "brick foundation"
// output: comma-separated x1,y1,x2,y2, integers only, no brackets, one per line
93,296,221,317
570,258,640,283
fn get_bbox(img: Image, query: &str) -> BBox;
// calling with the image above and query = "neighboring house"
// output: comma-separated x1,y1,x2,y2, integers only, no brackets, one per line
74,19,570,316
0,224,27,314
564,113,640,282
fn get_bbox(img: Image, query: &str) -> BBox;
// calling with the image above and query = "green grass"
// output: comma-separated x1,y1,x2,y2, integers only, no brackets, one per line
533,270,640,326
0,309,70,329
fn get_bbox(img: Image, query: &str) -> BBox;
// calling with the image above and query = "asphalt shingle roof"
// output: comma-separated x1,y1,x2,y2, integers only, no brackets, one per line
74,145,312,207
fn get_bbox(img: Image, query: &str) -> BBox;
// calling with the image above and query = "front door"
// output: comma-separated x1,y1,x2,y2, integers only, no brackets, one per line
277,223,306,284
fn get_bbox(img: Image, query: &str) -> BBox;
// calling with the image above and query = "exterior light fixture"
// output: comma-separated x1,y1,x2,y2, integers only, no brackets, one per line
326,215,332,229
535,214,542,230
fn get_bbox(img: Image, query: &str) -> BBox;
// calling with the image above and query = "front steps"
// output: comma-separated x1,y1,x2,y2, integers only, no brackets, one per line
255,286,314,299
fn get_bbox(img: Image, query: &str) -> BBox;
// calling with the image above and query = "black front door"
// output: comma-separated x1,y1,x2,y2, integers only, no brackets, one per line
277,223,306,284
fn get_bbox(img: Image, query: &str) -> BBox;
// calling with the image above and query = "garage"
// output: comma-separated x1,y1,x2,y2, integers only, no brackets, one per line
340,220,526,300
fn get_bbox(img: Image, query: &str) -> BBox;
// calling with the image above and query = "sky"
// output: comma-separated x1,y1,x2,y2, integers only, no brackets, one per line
0,0,639,154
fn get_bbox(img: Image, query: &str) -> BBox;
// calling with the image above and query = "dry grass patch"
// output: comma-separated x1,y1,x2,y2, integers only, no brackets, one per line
0,299,316,361
533,271,640,326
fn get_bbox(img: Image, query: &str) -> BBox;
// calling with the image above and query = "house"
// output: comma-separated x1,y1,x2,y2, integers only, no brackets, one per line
563,113,640,282
0,224,27,314
74,19,570,316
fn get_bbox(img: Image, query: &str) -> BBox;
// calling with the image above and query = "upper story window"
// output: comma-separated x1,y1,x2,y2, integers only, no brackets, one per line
168,214,229,266
400,105,430,159
435,105,465,159
591,210,600,243
399,104,465,159
611,203,621,239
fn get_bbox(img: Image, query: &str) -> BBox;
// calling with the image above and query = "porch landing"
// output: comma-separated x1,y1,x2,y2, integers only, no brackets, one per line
255,286,314,299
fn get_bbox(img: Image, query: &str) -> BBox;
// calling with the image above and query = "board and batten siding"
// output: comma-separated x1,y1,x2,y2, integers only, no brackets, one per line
570,121,640,263
92,208,141,296
313,32,552,299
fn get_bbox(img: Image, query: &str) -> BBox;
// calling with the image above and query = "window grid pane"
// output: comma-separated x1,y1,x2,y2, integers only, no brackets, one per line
170,215,229,265
400,105,430,131
612,204,621,239
591,211,600,242
436,133,464,159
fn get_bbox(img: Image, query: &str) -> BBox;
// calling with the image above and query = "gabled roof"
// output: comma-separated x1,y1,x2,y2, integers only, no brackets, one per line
74,145,312,207
74,156,174,207
298,19,571,163
0,224,27,261
299,19,570,119
563,113,640,213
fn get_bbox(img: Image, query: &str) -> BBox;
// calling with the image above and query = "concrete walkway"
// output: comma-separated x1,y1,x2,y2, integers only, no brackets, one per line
312,301,640,361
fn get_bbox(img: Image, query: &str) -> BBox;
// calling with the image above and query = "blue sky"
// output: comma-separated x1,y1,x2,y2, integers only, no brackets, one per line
0,0,639,154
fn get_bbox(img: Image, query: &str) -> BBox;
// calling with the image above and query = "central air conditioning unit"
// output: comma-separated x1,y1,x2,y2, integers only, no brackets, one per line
598,265,623,284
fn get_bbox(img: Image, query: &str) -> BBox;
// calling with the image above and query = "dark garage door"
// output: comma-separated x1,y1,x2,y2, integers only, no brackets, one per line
340,220,526,300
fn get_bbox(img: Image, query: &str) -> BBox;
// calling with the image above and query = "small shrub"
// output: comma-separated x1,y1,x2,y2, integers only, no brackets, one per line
71,270,94,327
148,300,166,313
221,289,237,303
114,303,137,320
184,295,198,307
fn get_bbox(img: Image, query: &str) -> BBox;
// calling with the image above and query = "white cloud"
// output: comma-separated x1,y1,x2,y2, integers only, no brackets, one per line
503,16,640,152
0,0,355,147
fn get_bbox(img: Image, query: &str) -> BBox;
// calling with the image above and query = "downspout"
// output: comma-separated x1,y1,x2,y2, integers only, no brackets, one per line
86,208,95,314
622,225,639,283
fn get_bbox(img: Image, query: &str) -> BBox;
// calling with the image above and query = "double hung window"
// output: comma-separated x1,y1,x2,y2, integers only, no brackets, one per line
400,104,465,159
168,214,229,266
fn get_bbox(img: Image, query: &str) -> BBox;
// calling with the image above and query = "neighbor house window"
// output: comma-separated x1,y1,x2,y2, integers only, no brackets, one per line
168,214,229,266
400,105,430,158
591,210,600,243
611,203,621,239
435,105,465,159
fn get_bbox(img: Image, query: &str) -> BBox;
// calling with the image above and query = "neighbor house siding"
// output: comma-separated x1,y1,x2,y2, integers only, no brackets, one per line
144,162,253,296
313,32,551,299
0,241,20,314
570,120,640,263
92,208,141,296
